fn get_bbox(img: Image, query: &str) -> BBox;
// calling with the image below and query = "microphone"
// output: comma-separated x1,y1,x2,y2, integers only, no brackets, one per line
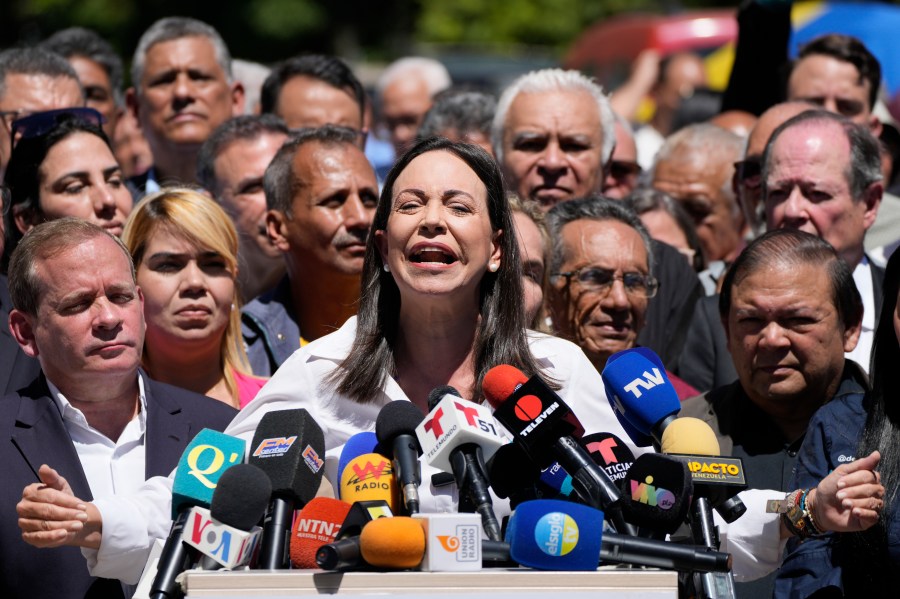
337,432,379,493
582,432,635,485
340,452,399,511
602,349,747,523
601,347,681,447
486,443,542,507
289,497,352,568
506,500,731,573
375,402,425,515
150,430,246,599
427,385,459,411
315,500,394,570
183,464,271,570
620,453,692,537
415,387,504,541
661,417,747,523
359,516,426,569
248,408,326,569
483,365,635,536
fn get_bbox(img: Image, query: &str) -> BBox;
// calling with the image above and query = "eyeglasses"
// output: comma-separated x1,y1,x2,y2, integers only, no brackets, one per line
10,107,104,143
733,157,762,190
551,267,659,298
609,160,642,180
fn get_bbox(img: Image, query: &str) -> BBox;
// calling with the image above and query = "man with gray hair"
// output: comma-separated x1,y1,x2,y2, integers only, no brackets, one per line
764,109,884,373
377,56,451,155
126,16,244,195
417,89,496,156
652,123,747,274
196,114,290,301
41,27,124,140
545,196,698,397
492,68,615,210
0,47,84,179
494,70,700,373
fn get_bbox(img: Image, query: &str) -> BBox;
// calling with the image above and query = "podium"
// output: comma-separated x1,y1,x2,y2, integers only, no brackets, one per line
181,569,678,597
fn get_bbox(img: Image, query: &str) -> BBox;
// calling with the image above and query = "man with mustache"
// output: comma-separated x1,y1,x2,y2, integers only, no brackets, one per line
127,17,244,195
242,125,378,375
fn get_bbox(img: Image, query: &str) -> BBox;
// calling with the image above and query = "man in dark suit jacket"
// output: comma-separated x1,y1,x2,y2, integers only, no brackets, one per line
1,219,237,599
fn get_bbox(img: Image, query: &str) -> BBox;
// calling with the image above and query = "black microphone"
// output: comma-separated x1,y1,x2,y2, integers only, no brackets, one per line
249,409,326,569
620,453,692,538
375,402,425,515
427,385,459,411
485,442,542,508
482,365,637,536
191,463,272,570
583,432,635,486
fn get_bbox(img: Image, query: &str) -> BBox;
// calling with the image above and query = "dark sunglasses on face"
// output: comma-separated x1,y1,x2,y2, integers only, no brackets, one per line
10,107,105,144
609,160,642,180
734,158,762,189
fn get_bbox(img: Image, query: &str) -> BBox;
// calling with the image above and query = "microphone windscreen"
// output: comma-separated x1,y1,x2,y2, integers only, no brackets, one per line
506,499,604,571
248,408,325,505
172,429,246,517
340,453,399,511
482,365,529,409
210,463,272,530
427,385,461,412
290,498,352,569
660,417,721,456
621,454,692,535
582,432,635,485
601,347,681,439
486,443,540,499
359,516,425,569
375,402,425,447
337,432,379,492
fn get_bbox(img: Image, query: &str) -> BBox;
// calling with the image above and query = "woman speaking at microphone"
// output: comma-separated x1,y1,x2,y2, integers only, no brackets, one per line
223,136,637,509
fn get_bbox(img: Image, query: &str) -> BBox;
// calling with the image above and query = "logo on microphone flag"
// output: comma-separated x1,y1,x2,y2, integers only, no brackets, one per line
535,512,579,557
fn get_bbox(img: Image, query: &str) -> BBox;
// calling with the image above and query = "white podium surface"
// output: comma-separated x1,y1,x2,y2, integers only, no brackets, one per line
182,568,678,598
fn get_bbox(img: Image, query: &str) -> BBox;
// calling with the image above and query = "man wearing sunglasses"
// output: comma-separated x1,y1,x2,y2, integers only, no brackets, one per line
0,48,85,181
545,197,698,399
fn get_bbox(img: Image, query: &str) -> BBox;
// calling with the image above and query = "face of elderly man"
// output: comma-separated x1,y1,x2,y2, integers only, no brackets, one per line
549,218,650,370
765,119,880,268
500,88,605,210
725,259,859,421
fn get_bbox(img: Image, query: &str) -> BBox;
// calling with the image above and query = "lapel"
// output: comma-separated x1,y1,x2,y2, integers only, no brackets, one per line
871,260,885,320
10,375,94,500
143,374,192,478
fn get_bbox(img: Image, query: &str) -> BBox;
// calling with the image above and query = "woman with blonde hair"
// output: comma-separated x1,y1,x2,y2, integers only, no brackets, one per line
123,187,266,408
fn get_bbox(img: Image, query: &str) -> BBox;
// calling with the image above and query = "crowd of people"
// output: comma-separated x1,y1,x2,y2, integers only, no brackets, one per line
0,6,898,598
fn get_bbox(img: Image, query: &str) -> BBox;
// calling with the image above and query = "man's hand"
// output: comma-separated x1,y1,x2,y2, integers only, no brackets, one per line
17,464,101,549
811,450,884,533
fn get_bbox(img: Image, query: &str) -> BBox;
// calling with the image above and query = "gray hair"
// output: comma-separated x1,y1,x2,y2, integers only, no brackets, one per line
492,68,616,166
376,57,451,96
263,125,360,216
131,17,232,90
417,89,496,141
41,27,124,106
232,59,271,115
196,114,289,195
545,195,654,277
0,47,83,103
653,122,744,218
761,109,882,203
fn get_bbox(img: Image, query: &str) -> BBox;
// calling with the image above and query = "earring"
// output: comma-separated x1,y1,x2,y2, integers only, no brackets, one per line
383,263,391,273
231,302,236,311
489,263,499,273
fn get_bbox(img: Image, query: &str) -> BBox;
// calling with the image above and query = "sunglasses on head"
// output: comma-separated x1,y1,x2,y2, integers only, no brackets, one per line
11,107,105,144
